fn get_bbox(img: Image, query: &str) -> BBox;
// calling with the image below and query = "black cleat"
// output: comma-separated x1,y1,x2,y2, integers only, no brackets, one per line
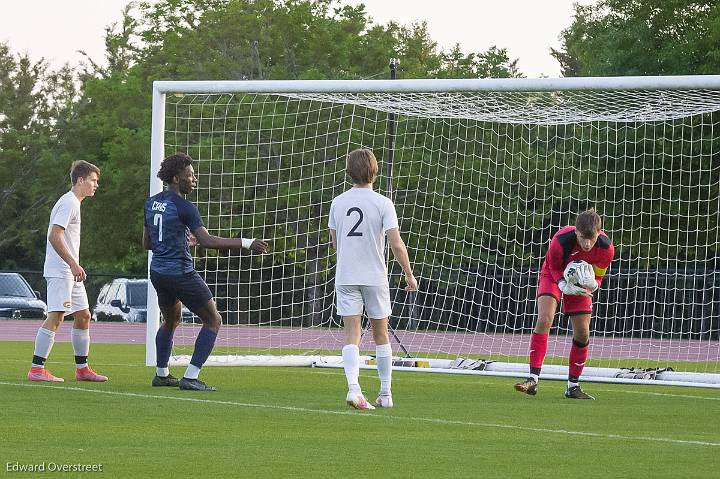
565,385,595,400
179,377,216,391
514,378,538,396
152,374,179,387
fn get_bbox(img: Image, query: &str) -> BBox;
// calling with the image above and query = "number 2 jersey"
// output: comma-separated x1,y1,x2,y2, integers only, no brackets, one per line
328,187,399,286
143,190,204,275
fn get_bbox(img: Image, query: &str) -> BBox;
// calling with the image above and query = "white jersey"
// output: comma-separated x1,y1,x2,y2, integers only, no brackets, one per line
44,191,82,279
329,187,399,286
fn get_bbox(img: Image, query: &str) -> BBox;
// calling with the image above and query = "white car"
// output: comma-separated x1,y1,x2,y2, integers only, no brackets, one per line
92,278,195,323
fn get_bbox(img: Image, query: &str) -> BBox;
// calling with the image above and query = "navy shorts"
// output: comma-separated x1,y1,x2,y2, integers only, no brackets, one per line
150,270,213,311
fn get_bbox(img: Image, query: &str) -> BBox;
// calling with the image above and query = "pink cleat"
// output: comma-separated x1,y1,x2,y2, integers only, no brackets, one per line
28,367,64,382
346,392,375,410
75,366,108,382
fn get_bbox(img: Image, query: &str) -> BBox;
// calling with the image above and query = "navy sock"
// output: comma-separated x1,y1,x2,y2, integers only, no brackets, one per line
155,324,174,369
190,327,218,368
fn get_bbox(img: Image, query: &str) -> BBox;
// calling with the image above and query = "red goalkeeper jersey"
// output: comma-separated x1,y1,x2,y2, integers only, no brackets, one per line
540,225,615,286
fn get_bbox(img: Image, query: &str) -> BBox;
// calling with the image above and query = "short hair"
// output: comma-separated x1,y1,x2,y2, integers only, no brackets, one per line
157,153,193,184
575,208,602,237
346,148,378,185
70,160,100,185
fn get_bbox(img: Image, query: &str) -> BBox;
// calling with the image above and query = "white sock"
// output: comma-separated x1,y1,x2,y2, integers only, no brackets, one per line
342,344,361,394
71,328,90,368
32,328,55,367
184,364,201,380
156,367,170,377
376,343,393,396
568,380,579,389
530,373,540,383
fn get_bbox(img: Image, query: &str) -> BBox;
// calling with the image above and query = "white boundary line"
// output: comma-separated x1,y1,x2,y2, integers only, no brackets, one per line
1,381,717,448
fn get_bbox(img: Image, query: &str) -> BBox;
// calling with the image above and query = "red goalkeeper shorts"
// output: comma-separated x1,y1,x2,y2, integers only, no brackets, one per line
536,273,592,316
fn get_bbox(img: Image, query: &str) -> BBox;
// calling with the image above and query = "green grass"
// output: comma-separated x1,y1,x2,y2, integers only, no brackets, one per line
0,341,718,478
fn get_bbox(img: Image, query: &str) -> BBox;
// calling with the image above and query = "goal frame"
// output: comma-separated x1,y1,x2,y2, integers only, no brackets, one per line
147,75,720,388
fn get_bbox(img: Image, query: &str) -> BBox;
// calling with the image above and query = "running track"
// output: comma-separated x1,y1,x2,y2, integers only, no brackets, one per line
1,320,718,363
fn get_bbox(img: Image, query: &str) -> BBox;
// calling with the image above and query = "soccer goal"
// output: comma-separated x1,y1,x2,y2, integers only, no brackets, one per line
147,76,720,388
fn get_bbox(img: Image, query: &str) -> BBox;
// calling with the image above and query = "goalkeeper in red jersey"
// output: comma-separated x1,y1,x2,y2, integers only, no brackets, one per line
514,208,615,400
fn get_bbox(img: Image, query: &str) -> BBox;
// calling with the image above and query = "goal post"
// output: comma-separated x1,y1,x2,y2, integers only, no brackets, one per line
147,76,720,388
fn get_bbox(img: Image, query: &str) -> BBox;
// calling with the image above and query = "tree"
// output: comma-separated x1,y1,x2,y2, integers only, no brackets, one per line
552,0,720,77
0,43,77,270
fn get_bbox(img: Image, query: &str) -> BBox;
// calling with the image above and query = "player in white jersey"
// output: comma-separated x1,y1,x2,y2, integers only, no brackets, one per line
27,161,107,383
329,148,417,410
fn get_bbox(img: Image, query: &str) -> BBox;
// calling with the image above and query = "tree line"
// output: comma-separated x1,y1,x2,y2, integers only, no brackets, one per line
2,0,720,277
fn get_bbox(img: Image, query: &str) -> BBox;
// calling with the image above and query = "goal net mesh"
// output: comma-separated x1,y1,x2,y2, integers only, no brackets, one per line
158,87,720,380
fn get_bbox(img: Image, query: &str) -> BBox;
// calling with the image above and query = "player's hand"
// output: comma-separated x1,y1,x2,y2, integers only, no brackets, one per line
250,239,269,253
187,232,198,247
558,279,592,297
71,263,87,283
404,273,418,291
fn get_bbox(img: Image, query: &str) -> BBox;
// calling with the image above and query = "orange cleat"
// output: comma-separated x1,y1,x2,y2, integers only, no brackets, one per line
28,367,64,382
75,366,108,382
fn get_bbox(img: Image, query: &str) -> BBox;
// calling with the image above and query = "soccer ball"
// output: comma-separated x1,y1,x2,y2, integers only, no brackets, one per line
564,260,591,285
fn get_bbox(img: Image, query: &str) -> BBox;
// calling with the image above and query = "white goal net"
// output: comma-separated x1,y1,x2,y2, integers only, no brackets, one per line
147,77,720,387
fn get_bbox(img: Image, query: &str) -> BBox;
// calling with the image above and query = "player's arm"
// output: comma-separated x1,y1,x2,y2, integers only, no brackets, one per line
48,224,86,282
545,238,566,284
192,226,268,252
592,242,615,288
386,228,418,291
330,229,337,249
546,235,591,297
142,225,151,250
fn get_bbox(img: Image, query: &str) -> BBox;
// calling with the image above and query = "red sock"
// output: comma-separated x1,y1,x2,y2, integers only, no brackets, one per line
529,333,548,370
568,342,589,380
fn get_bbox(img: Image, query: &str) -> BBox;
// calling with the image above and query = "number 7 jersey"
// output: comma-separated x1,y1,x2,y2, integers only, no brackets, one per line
143,190,204,275
329,187,399,286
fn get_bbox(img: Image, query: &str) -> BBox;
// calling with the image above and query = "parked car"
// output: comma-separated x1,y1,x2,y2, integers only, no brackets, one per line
92,278,196,323
0,272,48,320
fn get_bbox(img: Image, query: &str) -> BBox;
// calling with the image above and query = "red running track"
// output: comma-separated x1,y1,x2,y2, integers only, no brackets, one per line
2,319,718,363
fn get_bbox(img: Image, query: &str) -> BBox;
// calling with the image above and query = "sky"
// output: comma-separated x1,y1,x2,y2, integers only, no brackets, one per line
0,0,597,78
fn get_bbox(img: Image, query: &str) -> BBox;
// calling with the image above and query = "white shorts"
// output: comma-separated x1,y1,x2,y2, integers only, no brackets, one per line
336,284,392,319
46,277,89,315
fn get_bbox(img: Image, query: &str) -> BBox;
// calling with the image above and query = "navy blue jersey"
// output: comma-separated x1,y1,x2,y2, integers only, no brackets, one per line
144,191,204,275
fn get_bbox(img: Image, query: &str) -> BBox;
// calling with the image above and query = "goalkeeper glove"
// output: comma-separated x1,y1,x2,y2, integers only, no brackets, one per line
575,263,598,292
558,279,592,297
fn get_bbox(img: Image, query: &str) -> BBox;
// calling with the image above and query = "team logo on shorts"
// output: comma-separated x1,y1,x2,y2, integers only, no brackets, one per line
63,301,71,309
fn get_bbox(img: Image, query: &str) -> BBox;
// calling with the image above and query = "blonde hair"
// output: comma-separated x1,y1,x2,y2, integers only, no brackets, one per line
346,148,378,185
70,160,100,184
576,208,602,237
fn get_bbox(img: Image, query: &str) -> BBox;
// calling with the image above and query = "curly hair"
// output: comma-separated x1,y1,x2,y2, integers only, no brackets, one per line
157,153,193,184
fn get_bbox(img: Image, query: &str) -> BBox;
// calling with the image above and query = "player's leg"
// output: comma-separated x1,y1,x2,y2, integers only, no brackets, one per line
365,284,393,408
514,285,558,395
177,272,219,391
337,285,374,409
28,277,70,382
150,271,182,386
70,281,107,382
565,312,594,400
151,300,182,387
370,318,393,407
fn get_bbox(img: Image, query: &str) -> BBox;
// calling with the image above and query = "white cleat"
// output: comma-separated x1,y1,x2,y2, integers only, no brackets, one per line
346,392,375,410
375,395,394,408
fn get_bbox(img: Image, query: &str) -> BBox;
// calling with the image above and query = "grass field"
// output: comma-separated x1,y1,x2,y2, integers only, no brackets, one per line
0,340,718,478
